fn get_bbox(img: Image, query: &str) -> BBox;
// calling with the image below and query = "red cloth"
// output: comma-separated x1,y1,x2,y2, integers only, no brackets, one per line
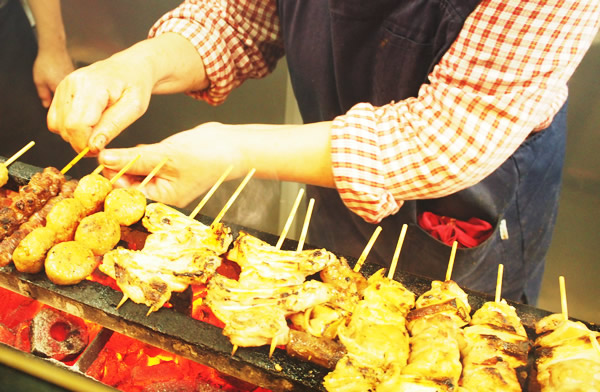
418,211,493,248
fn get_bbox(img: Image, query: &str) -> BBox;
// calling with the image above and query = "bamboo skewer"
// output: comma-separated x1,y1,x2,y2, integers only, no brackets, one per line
109,155,141,185
495,264,504,303
189,165,233,220
61,147,89,174
387,224,408,280
137,157,169,190
445,241,458,281
92,165,104,175
3,141,35,167
275,188,305,250
212,168,256,226
296,198,315,252
559,275,568,321
353,226,383,272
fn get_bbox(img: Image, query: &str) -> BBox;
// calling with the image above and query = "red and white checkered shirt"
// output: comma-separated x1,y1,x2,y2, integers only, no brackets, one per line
150,0,600,223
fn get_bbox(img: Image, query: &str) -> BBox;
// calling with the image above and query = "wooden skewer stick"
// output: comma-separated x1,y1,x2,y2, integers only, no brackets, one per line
60,146,89,174
559,275,568,321
387,224,408,280
3,141,35,167
110,155,141,185
353,226,382,272
275,188,305,250
137,157,169,190
445,241,458,281
297,198,315,252
189,165,233,220
116,294,129,310
231,345,238,357
495,264,504,303
92,165,104,175
212,168,256,226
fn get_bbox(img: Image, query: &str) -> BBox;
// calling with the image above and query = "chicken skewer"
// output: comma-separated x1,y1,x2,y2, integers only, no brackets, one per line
376,241,469,391
458,264,529,392
0,141,36,188
533,276,600,391
107,165,241,314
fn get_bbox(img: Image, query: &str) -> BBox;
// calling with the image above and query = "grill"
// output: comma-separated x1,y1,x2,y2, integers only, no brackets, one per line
0,160,598,391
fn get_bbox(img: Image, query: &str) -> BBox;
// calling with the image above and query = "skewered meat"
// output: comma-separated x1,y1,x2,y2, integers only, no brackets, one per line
45,241,98,285
534,314,600,391
73,173,112,214
228,231,338,285
0,167,65,241
104,188,146,226
286,329,347,370
459,300,529,392
45,197,86,242
12,226,56,273
324,269,415,392
0,165,7,188
74,211,120,256
0,179,78,267
142,202,233,254
101,246,222,313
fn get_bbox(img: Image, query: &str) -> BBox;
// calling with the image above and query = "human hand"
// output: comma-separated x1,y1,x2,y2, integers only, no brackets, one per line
32,46,74,108
98,123,246,208
47,53,154,155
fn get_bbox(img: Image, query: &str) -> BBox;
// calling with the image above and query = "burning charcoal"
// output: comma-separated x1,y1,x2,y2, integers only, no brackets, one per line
30,307,89,361
142,380,200,392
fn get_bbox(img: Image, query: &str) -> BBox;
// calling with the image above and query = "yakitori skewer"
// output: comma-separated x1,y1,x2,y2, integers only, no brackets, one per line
275,188,305,250
446,240,458,281
353,226,382,272
212,168,256,226
109,155,141,185
1,141,35,187
495,263,504,303
189,165,233,220
137,157,169,190
559,275,568,321
297,198,315,252
60,147,90,175
387,224,408,279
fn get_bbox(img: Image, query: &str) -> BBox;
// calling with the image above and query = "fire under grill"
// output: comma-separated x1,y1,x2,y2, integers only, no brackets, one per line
1,160,599,392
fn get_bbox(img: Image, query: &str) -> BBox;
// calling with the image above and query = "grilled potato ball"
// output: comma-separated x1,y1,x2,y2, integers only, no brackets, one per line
104,188,146,226
74,211,120,256
46,198,86,242
13,226,56,273
45,241,97,285
73,173,112,214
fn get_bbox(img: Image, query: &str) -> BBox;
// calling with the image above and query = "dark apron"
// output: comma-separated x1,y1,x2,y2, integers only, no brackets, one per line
0,0,94,177
278,0,567,304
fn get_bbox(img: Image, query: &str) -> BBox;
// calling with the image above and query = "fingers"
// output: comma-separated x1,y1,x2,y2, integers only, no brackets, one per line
99,144,169,180
35,83,53,109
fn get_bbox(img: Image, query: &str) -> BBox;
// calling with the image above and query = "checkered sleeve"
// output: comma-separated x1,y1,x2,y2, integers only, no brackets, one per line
332,0,600,223
148,0,284,105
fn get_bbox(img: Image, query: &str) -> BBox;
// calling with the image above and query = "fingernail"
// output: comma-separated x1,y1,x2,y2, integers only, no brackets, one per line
92,134,108,151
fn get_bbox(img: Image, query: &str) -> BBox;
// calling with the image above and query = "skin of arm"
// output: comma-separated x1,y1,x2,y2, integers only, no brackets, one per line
27,0,74,108
47,32,208,153
98,121,335,208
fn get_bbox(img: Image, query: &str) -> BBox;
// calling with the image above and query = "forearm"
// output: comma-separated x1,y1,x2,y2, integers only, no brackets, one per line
27,0,66,52
231,122,335,188
109,33,209,95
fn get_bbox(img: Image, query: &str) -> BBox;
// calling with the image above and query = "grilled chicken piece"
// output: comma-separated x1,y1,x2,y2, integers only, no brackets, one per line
45,241,98,285
325,269,415,391
104,188,146,226
377,368,454,392
323,356,384,392
286,329,347,370
142,202,232,254
223,305,290,348
459,300,529,392
12,226,56,273
45,197,86,242
413,280,471,325
228,231,338,285
73,173,112,214
75,211,121,256
534,315,600,391
102,246,222,313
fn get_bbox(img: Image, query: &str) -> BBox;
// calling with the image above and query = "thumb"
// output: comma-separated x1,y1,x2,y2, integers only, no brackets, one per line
88,90,150,153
